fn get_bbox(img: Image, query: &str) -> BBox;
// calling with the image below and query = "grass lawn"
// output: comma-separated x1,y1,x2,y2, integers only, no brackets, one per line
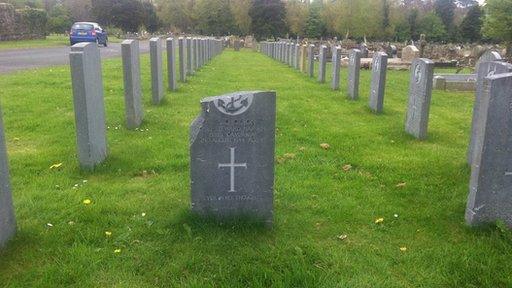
0,48,511,287
0,34,123,50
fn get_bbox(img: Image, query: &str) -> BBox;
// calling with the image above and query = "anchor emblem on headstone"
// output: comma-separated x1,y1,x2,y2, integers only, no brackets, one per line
215,94,253,116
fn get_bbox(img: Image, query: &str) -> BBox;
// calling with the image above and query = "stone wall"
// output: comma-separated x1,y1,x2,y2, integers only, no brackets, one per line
0,3,47,41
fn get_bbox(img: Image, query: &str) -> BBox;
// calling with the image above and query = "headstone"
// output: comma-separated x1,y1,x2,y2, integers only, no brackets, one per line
178,37,187,82
465,72,512,228
289,43,294,67
150,37,164,105
234,39,241,51
331,46,341,90
308,44,314,78
359,43,368,58
294,44,300,69
186,37,194,75
166,38,177,91
190,91,276,226
121,39,143,129
402,45,420,62
318,45,327,83
194,38,200,70
69,42,107,168
405,58,434,140
347,49,361,100
0,104,15,247
299,45,307,73
475,50,502,72
369,52,388,113
467,61,512,165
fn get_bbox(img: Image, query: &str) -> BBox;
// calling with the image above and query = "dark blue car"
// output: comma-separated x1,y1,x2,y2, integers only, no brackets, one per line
69,22,108,47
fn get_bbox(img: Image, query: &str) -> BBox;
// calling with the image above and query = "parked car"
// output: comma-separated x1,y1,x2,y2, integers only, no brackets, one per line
69,22,108,47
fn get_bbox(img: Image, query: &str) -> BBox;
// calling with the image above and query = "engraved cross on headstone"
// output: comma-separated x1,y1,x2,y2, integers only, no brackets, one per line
218,147,247,192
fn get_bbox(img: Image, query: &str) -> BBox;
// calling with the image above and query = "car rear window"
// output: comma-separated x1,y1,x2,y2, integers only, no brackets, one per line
72,24,93,30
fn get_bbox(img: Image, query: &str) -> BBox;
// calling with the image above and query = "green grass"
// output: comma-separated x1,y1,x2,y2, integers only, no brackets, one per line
0,48,511,287
0,34,122,50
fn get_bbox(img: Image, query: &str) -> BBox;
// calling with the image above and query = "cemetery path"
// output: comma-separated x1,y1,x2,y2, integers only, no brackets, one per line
0,41,150,74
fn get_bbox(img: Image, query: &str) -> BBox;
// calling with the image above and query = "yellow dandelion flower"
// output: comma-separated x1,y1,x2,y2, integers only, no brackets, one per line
375,217,384,224
114,249,121,253
83,199,92,205
105,231,112,237
400,247,407,252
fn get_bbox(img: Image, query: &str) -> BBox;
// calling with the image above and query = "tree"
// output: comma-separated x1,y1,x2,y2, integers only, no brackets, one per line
419,12,447,42
110,0,144,32
230,0,252,35
285,0,308,37
249,0,287,40
434,0,455,40
305,1,326,38
141,1,160,33
156,0,196,32
47,4,73,33
195,0,237,35
459,4,482,43
483,0,512,57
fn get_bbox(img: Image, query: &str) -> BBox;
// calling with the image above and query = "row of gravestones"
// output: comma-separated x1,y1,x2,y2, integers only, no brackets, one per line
261,41,433,138
261,41,512,228
0,36,224,248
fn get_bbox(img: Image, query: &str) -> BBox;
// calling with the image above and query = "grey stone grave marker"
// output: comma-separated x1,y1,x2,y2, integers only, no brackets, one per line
190,91,276,226
476,50,502,72
166,38,177,91
369,52,388,113
467,61,512,165
150,37,164,105
308,44,314,77
405,58,434,140
186,37,194,75
347,49,361,100
318,45,327,83
121,39,143,129
0,104,16,247
69,42,107,168
331,46,341,90
179,37,186,82
465,72,512,228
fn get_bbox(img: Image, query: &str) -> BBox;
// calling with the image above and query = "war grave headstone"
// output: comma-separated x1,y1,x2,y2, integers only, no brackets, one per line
121,39,143,129
369,52,388,113
294,44,300,70
69,42,107,168
0,104,16,247
166,38,178,91
150,37,164,105
308,44,315,77
347,49,361,100
186,37,194,75
300,45,307,73
465,72,512,228
405,58,434,140
467,61,512,165
318,45,327,83
475,50,502,72
179,37,187,82
190,91,276,226
331,46,341,90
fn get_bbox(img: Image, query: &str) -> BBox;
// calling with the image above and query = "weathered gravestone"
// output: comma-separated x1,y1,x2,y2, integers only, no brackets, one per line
121,39,143,129
308,44,315,77
405,58,434,140
475,50,502,72
369,52,388,113
69,42,107,168
359,43,369,58
347,49,361,100
402,45,420,62
294,44,300,69
331,46,341,90
318,45,327,83
194,38,200,70
166,38,177,91
179,37,187,82
0,104,16,247
190,91,276,226
465,72,512,228
186,37,194,75
150,37,164,105
299,45,307,73
467,61,512,165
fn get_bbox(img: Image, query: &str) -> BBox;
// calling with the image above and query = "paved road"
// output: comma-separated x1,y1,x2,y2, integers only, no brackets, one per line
0,41,150,74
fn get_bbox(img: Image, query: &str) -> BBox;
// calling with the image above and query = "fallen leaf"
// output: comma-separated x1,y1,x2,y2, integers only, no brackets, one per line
400,247,407,252
49,163,63,169
299,147,306,151
342,164,352,171
337,234,348,241
396,182,407,187
105,231,112,237
320,143,330,150
283,153,296,159
375,217,384,224
83,199,92,205
114,249,121,253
